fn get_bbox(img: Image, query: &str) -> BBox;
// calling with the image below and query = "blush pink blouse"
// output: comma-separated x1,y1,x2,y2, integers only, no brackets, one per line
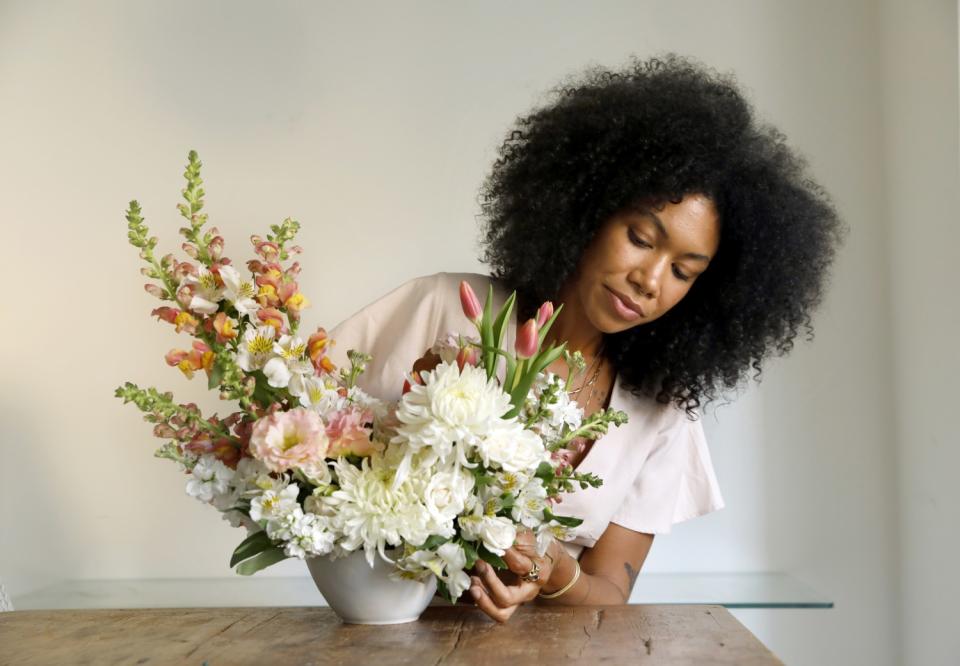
326,272,725,560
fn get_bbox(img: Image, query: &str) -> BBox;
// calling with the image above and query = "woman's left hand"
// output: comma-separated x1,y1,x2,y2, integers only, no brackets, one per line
469,527,559,623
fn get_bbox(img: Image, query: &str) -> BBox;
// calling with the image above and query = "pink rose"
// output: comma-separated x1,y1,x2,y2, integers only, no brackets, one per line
249,407,329,473
325,406,377,458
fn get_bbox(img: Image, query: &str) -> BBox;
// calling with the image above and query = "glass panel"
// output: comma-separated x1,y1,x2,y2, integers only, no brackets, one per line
12,572,832,610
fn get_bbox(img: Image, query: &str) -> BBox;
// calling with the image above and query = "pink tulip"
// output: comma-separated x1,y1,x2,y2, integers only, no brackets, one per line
515,318,539,359
459,281,482,324
537,301,554,328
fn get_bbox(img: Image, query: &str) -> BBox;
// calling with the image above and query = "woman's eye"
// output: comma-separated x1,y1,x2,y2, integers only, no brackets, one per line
630,229,691,282
628,229,651,248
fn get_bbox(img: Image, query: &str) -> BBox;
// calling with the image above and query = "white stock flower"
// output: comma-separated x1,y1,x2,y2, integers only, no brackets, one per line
186,455,234,503
249,483,300,523
237,325,278,372
218,264,259,318
282,511,336,559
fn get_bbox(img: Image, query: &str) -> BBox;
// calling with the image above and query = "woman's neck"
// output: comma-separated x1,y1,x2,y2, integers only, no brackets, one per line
541,281,604,359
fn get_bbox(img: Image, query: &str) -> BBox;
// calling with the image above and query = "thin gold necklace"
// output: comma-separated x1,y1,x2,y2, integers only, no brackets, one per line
568,344,605,399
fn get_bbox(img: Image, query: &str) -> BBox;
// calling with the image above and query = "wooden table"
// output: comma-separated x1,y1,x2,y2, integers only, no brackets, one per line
0,604,783,665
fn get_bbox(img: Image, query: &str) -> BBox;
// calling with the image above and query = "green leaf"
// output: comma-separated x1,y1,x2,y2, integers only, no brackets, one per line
436,577,454,604
421,534,450,551
235,545,289,575
477,544,507,569
207,358,225,390
543,507,584,528
534,461,555,481
499,493,515,510
229,529,274,567
492,291,516,352
480,284,495,376
459,538,479,569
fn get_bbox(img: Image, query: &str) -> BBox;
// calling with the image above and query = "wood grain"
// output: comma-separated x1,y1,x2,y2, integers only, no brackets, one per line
0,604,783,665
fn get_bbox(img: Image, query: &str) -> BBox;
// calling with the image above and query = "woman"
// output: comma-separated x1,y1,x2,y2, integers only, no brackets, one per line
327,53,846,623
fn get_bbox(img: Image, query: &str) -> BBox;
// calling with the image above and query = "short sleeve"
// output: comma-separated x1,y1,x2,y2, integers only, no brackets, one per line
326,273,446,401
609,411,725,535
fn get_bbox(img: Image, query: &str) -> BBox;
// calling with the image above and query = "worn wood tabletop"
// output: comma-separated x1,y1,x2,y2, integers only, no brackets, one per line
0,604,782,665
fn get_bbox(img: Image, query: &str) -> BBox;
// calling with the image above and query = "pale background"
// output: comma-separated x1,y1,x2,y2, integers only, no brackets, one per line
1,1,957,664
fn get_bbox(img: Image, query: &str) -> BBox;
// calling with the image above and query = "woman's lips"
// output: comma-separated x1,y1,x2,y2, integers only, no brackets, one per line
605,286,645,320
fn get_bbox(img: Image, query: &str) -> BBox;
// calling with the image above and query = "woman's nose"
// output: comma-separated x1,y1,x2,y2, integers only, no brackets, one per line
629,255,669,298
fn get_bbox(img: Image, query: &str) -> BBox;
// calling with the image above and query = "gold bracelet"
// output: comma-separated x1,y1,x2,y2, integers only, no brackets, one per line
538,559,581,599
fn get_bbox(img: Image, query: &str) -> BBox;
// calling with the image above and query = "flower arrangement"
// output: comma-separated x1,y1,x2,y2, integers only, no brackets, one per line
116,151,627,604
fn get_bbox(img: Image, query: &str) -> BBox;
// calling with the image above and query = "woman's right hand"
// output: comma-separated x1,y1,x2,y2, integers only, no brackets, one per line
411,349,442,376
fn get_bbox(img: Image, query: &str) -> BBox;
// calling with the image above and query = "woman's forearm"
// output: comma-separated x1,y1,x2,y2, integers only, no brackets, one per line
534,545,626,606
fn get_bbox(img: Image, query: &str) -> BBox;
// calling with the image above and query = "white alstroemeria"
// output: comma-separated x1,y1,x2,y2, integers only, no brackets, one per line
282,510,336,558
186,455,234,503
218,264,259,318
457,500,517,556
490,469,531,496
249,483,300,523
512,478,549,529
296,374,340,410
476,421,547,474
535,521,575,557
237,325,278,372
436,541,471,599
262,356,292,389
391,361,513,487
182,266,225,314
268,334,313,393
423,465,475,535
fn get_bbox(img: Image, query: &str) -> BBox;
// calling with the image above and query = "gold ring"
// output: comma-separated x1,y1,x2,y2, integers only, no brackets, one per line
521,559,541,583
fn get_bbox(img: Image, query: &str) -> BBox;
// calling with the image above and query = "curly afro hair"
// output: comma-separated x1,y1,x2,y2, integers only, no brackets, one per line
477,53,848,419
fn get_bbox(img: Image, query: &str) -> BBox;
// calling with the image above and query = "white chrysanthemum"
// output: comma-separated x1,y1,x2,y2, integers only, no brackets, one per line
320,450,434,568
237,325,278,372
218,264,259,318
476,421,548,474
391,361,512,485
186,455,234,503
181,266,224,314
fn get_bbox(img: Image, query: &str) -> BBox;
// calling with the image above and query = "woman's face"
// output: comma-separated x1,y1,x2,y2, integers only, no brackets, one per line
565,193,721,334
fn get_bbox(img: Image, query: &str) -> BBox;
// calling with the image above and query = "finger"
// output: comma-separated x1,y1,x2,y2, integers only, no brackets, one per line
470,576,511,624
474,560,523,607
502,547,536,577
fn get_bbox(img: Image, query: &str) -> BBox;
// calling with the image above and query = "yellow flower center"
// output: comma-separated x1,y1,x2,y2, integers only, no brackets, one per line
249,335,273,355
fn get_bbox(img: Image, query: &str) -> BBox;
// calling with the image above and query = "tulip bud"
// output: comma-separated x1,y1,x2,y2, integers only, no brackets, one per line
459,281,482,324
515,318,539,359
456,346,480,372
537,301,554,328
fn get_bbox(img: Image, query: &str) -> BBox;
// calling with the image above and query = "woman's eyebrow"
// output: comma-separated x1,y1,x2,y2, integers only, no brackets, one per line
637,210,712,262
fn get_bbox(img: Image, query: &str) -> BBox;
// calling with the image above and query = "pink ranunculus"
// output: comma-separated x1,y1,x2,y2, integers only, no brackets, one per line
325,406,377,458
249,407,330,473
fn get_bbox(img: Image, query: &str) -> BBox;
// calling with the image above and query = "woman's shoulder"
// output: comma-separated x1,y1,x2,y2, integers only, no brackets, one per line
611,374,695,433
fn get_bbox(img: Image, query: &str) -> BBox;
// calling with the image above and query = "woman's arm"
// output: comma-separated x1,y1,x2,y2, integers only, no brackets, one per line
535,523,655,605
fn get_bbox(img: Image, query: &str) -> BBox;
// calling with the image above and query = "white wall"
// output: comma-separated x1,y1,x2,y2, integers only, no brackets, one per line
880,1,960,665
2,1,944,663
